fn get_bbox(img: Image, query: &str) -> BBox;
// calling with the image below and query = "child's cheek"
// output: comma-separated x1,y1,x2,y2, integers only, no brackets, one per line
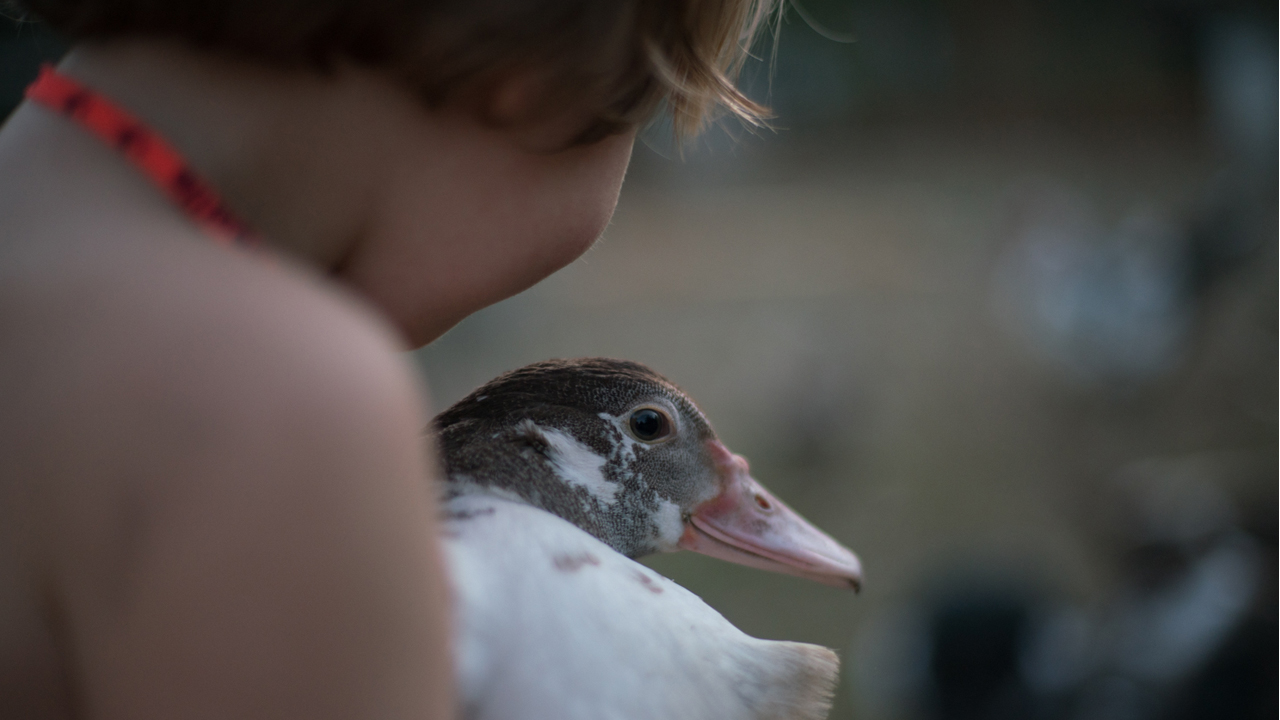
548,130,636,259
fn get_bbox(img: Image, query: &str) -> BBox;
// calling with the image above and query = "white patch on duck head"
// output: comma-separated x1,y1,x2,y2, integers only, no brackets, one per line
651,498,687,552
536,424,620,506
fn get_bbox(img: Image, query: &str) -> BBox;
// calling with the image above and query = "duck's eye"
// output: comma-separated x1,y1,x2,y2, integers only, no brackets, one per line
629,408,672,442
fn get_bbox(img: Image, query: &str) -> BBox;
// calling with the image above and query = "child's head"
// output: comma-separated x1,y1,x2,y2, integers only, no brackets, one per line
20,0,776,145
16,0,776,346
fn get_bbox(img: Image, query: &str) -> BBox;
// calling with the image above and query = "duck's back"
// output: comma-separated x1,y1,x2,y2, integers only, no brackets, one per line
444,495,839,720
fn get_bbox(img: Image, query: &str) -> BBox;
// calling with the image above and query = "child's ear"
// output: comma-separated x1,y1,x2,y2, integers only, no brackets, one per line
487,68,552,126
485,69,605,153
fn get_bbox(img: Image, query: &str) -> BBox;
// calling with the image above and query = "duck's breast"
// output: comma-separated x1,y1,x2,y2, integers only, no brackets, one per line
444,495,838,720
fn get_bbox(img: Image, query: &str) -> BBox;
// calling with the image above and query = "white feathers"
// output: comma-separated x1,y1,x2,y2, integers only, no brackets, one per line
650,498,687,552
444,495,840,720
523,421,620,506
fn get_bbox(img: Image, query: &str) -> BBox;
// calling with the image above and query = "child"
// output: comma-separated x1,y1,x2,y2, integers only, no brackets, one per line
0,0,774,717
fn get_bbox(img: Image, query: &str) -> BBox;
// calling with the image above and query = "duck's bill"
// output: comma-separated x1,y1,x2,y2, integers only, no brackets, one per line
677,441,863,591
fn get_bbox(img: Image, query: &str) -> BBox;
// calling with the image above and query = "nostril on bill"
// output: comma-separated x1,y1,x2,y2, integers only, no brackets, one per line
753,494,772,511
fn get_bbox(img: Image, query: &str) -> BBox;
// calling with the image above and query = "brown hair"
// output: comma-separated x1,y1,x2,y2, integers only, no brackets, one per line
13,0,777,143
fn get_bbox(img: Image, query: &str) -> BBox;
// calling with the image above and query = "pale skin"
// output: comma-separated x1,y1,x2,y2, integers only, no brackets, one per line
0,40,635,719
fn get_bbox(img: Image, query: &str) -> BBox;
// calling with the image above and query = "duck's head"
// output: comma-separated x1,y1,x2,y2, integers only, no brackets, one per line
434,358,862,590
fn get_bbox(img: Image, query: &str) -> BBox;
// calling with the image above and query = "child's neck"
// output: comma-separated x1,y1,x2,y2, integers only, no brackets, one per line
51,41,388,270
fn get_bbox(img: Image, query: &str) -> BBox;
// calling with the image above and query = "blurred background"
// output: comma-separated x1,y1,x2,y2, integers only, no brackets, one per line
4,2,1275,718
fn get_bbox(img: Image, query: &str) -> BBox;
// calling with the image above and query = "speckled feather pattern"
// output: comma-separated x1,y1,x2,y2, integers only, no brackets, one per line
434,358,721,558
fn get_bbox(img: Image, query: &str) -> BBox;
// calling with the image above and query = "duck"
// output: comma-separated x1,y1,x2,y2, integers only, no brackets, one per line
434,358,863,720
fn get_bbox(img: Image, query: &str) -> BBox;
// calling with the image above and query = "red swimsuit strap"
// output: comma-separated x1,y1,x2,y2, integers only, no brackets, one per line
25,65,259,246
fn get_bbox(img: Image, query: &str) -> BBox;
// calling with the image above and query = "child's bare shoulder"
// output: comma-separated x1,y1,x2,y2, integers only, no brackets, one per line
3,224,426,590
1,224,444,715
3,221,423,466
